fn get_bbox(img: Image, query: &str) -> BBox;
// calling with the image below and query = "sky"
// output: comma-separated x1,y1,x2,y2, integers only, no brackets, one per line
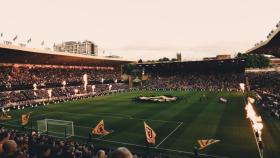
0,0,280,61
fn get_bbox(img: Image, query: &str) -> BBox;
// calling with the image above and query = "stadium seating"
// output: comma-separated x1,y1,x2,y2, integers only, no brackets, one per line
0,64,246,108
247,72,280,119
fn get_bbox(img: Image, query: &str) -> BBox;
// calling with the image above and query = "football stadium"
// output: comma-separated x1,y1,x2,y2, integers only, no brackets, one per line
1,1,280,158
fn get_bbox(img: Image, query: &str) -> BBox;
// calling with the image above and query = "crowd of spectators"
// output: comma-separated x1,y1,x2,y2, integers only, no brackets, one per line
141,73,244,91
0,64,128,108
1,72,246,108
0,83,129,108
4,63,280,157
0,127,145,158
0,64,247,108
0,65,120,88
247,72,280,96
247,72,280,119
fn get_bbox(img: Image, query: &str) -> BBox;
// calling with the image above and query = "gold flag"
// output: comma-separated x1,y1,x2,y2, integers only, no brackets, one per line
144,121,156,144
92,120,110,135
21,112,31,126
198,139,220,150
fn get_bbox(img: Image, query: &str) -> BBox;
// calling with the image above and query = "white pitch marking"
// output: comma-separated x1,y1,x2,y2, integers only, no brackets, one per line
74,134,229,158
154,147,230,158
155,122,183,148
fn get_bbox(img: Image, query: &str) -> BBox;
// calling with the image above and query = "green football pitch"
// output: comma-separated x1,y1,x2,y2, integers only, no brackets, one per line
1,90,264,158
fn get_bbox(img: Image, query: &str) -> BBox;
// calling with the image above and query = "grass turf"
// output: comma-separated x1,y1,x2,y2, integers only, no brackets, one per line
1,90,260,158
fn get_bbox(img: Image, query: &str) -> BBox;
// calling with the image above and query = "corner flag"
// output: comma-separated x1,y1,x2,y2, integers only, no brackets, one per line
21,112,31,126
144,121,156,144
92,120,110,135
197,139,220,150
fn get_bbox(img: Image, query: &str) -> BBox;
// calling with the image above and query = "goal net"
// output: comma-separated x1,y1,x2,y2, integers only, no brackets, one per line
37,119,74,138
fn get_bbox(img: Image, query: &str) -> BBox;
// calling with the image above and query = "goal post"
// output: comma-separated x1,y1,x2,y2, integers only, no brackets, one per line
37,119,74,138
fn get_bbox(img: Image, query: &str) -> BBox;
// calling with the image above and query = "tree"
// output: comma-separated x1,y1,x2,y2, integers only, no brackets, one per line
171,58,178,61
122,64,136,75
158,57,170,62
236,53,270,68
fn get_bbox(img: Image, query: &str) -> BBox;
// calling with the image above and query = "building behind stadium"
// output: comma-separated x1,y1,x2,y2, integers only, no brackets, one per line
53,40,98,56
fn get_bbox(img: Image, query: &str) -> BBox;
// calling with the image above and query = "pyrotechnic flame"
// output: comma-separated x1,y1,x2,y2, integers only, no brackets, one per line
92,85,95,92
253,123,263,131
239,83,245,92
108,84,112,91
62,81,66,89
245,98,263,135
33,83,37,90
47,89,52,98
83,74,88,91
74,89,78,95
247,97,255,104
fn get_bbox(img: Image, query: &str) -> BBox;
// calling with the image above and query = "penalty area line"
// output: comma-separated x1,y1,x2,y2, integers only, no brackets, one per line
153,147,230,158
155,122,183,148
74,134,229,158
74,135,146,148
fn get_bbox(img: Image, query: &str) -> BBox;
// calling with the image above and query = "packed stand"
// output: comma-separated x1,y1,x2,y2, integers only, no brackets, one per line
141,73,244,91
1,64,246,108
0,64,128,108
0,127,149,158
0,84,129,108
0,64,120,88
247,72,280,119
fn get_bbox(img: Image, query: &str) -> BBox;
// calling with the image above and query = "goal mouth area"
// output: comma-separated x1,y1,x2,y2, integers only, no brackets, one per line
37,118,74,138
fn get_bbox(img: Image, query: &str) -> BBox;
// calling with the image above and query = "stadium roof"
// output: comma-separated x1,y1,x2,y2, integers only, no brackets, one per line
0,44,135,67
246,25,280,57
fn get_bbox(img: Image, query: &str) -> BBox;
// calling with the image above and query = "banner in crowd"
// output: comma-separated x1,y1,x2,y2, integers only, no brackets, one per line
144,121,156,144
92,120,110,135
